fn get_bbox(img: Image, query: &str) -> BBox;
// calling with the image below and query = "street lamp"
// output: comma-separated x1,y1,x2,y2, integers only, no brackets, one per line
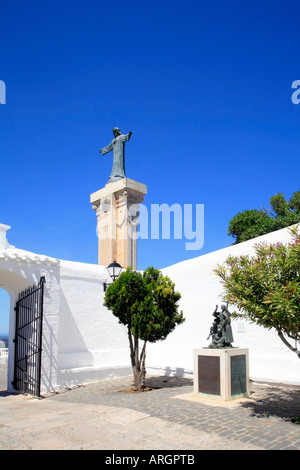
103,260,123,291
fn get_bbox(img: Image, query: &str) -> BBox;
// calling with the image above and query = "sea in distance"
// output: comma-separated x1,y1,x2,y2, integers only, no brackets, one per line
0,335,8,348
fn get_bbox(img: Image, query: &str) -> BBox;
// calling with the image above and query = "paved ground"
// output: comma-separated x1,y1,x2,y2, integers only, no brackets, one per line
1,373,300,451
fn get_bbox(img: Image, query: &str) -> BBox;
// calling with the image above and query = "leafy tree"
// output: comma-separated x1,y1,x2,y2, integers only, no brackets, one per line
289,191,300,213
103,266,184,390
214,226,300,359
228,191,300,244
228,209,273,244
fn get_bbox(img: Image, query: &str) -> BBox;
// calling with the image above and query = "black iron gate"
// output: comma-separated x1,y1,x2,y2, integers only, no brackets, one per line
13,276,46,397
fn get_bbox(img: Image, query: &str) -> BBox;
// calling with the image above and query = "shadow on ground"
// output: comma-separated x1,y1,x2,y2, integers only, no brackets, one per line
144,375,193,389
243,383,300,422
118,375,194,393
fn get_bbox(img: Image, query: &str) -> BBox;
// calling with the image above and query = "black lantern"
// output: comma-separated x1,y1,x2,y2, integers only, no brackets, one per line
104,260,123,291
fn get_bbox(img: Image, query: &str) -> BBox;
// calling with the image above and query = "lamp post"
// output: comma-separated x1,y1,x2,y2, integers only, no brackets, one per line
103,260,123,291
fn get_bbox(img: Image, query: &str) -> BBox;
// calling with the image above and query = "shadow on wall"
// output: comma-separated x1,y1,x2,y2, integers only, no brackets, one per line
47,287,132,390
57,289,94,369
41,314,58,392
147,365,194,381
145,371,193,390
41,286,95,391
165,366,189,378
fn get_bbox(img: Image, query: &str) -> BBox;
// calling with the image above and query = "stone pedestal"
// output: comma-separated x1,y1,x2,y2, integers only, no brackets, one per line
90,178,147,269
193,348,249,401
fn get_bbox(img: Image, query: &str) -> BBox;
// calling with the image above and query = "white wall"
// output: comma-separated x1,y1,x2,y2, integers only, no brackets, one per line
146,225,300,385
55,260,131,389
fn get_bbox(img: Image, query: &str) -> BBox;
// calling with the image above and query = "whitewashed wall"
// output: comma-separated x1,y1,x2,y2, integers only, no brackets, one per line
146,225,300,385
56,260,131,389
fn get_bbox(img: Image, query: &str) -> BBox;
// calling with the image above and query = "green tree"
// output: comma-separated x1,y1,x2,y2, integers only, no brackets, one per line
228,209,273,244
214,226,300,359
228,191,300,244
103,266,184,390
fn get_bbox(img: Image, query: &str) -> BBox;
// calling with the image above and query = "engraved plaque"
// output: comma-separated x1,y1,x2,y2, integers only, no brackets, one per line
198,355,220,395
230,355,247,397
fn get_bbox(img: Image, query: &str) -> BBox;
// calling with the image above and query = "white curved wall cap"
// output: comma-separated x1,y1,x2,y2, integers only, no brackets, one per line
0,247,60,266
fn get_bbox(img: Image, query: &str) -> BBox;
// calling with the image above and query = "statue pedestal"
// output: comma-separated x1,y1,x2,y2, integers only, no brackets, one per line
90,178,147,269
193,348,250,401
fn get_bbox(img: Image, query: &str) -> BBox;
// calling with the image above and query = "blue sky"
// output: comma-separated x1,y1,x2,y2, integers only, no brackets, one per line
1,0,300,333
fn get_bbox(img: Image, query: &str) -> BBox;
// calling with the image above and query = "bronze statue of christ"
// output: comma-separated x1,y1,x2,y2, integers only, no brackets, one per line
100,127,132,183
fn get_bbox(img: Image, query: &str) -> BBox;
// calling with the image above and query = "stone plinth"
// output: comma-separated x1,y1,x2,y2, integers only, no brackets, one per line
193,348,249,401
90,178,147,269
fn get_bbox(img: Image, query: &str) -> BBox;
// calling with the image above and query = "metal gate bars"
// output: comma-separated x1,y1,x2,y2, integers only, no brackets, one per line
13,276,46,397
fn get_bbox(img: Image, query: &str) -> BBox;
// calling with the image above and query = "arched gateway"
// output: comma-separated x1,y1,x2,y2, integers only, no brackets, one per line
0,224,60,395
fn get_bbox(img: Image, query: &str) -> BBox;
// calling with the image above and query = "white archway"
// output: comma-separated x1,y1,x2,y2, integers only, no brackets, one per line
0,268,33,392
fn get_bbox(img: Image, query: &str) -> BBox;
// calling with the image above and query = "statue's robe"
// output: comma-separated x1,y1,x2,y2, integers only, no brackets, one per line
101,133,131,182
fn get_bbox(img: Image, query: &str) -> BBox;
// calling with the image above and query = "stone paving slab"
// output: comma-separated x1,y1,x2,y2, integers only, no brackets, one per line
1,375,300,450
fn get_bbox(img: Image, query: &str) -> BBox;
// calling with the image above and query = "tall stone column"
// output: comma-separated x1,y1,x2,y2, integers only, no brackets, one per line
90,178,147,270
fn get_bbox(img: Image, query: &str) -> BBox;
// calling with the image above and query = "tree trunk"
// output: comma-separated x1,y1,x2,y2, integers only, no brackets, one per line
277,329,300,359
140,341,147,389
128,327,147,390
